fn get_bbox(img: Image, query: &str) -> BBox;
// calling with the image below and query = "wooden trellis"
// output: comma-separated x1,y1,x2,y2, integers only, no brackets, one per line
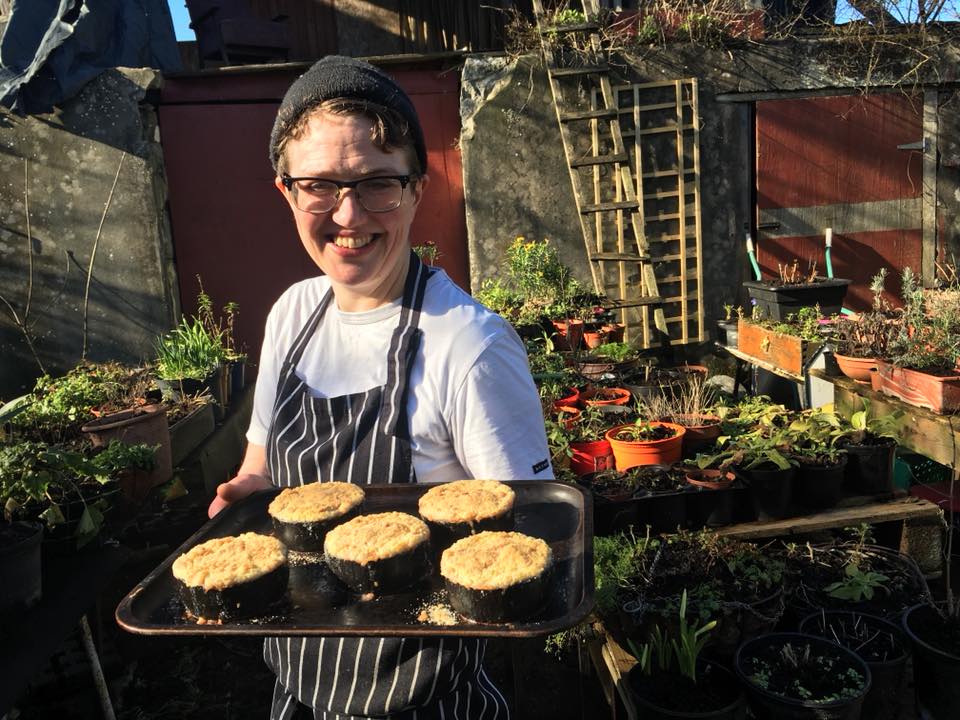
597,79,706,345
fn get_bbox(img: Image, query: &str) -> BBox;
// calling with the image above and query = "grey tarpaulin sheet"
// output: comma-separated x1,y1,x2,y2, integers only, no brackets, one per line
0,0,181,114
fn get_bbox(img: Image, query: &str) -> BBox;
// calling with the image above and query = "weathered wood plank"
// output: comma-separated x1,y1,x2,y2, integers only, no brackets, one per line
716,497,941,540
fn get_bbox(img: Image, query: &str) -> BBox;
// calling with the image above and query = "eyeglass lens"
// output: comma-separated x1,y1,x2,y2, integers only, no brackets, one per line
292,178,405,213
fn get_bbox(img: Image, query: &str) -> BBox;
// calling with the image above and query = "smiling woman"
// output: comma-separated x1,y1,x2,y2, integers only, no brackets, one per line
206,55,552,720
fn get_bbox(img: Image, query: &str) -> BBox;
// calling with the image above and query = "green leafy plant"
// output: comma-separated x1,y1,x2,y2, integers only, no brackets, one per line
155,315,224,381
587,341,635,362
824,562,889,602
630,589,717,683
413,243,440,266
889,266,960,371
843,398,901,445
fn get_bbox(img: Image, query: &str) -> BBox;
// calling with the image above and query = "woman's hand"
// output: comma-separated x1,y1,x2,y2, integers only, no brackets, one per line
208,443,271,518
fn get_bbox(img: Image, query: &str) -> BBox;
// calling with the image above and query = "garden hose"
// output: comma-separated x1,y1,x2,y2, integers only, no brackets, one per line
746,233,762,281
824,228,855,316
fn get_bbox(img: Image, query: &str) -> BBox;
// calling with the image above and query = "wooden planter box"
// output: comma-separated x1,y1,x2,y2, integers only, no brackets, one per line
873,360,960,414
737,319,821,375
169,401,216,466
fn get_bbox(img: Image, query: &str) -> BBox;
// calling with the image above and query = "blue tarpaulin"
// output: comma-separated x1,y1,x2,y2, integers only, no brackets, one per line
0,0,182,114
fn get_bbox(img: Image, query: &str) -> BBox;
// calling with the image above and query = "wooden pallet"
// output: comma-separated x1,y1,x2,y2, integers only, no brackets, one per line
532,0,668,348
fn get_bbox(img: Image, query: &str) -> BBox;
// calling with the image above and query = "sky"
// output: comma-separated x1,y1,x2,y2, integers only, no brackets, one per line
167,0,195,41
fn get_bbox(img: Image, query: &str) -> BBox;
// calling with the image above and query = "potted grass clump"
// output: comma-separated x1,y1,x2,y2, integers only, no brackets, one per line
154,314,224,405
734,632,871,719
641,372,720,457
800,610,909,720
626,590,745,719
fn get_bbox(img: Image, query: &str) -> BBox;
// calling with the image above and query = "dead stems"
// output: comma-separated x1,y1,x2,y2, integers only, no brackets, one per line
81,151,126,360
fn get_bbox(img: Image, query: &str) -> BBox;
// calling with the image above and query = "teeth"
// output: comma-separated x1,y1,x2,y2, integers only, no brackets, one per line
333,235,373,249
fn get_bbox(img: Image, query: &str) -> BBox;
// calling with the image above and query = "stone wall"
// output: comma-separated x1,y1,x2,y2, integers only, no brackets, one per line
0,68,178,398
460,36,960,338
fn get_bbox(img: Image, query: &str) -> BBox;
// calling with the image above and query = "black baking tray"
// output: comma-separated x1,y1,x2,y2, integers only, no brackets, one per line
116,481,594,638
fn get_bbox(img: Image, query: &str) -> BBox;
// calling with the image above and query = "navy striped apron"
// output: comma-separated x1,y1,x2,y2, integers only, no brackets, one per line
264,253,510,720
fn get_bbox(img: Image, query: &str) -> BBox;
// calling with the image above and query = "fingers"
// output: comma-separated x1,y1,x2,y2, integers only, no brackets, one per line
207,473,271,518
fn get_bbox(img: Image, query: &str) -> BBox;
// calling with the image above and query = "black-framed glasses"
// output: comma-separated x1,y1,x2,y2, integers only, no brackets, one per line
280,174,418,214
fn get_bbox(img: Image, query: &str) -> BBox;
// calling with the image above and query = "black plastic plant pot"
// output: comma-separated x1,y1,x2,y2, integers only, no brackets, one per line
685,485,733,529
637,489,687,535
902,603,960,720
325,539,432,595
424,508,515,556
579,473,639,537
715,320,739,349
843,439,896,496
800,610,909,720
0,521,43,612
627,660,746,719
794,456,848,510
737,465,795,521
444,563,553,623
271,506,361,553
734,632,871,720
177,564,290,622
742,278,851,321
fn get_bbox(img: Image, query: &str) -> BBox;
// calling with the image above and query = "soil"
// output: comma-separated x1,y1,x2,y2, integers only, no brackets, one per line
624,465,687,493
740,639,867,703
780,544,929,622
613,424,677,442
806,614,906,663
629,663,740,713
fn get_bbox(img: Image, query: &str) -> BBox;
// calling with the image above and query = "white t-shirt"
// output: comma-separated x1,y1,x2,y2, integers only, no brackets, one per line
247,269,554,484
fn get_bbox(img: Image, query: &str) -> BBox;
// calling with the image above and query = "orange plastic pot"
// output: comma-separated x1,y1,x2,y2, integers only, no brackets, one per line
570,439,614,476
605,422,686,471
834,353,877,383
552,387,581,410
583,387,631,407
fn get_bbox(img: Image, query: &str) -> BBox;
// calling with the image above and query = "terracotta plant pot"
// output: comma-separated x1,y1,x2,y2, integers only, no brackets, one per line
582,386,631,407
668,413,721,455
605,422,686,470
834,353,877,383
551,319,584,351
873,360,960,414
81,404,173,502
685,467,735,490
601,323,625,343
569,439,614,476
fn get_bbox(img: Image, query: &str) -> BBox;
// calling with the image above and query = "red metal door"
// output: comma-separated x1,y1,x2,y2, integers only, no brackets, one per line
755,94,923,311
159,65,468,365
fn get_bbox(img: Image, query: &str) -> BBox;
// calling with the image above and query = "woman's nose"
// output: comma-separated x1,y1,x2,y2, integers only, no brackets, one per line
330,188,365,224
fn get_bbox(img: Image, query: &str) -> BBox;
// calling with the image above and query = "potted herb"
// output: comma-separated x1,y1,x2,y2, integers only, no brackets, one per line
836,399,900,495
605,420,686,470
715,304,740,348
786,410,849,510
575,341,641,380
874,267,960,413
734,633,871,719
832,269,895,382
626,590,745,719
566,405,615,476
799,610,909,720
742,257,851,321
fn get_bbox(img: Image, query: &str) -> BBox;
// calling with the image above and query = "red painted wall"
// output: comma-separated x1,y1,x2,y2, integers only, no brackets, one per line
159,64,468,367
756,94,923,311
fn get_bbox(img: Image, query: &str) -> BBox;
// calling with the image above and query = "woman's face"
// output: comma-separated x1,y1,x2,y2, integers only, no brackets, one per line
276,112,428,311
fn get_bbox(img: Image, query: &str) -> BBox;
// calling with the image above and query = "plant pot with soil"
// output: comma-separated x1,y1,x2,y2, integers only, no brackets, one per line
902,603,960,720
81,403,173,493
682,467,736,529
563,405,615,476
575,341,641,381
582,385,631,407
836,398,900,496
579,469,641,536
800,610,909,720
734,632,870,719
628,464,689,534
606,421,686,470
743,262,852,320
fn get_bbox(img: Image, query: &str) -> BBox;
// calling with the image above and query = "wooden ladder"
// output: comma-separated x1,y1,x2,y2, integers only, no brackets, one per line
532,0,668,348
